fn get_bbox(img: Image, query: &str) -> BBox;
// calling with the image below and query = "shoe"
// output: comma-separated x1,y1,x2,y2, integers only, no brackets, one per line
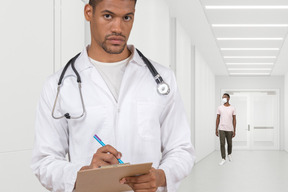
228,155,232,162
219,159,226,166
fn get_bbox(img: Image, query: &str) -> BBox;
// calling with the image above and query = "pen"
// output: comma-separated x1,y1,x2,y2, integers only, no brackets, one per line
93,134,124,164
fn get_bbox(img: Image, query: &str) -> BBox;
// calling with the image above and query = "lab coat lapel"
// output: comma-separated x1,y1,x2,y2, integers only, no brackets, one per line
76,48,116,104
89,67,116,103
118,60,147,104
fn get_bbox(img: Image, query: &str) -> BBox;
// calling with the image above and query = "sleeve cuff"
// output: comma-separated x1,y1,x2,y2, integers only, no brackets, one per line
65,163,84,192
158,165,177,192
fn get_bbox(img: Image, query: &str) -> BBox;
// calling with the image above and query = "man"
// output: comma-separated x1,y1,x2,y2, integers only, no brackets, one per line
31,0,195,191
216,93,236,166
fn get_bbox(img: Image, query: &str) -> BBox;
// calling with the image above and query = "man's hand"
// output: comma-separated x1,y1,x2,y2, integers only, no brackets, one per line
80,145,122,170
233,132,236,138
216,130,219,137
120,168,166,192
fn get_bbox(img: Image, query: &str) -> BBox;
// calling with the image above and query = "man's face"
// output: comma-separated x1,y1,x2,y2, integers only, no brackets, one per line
88,0,135,54
222,95,229,103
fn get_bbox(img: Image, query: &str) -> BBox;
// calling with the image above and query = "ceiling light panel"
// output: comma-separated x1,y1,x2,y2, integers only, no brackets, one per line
226,63,274,65
222,50,279,57
229,72,270,76
213,28,288,38
217,38,283,40
224,58,277,64
228,68,272,71
212,24,288,27
224,56,277,58
201,0,288,5
217,40,283,48
226,64,274,69
206,10,288,25
206,6,288,9
221,48,279,50
229,70,272,74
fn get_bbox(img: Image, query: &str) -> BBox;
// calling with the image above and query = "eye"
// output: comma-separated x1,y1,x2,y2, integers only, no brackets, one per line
123,15,132,21
104,14,112,20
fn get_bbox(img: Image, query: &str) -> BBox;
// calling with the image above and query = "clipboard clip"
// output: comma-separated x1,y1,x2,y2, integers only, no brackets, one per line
99,163,131,169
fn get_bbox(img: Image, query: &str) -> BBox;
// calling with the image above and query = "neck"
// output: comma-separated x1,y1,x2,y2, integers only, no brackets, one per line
87,43,131,63
224,103,230,106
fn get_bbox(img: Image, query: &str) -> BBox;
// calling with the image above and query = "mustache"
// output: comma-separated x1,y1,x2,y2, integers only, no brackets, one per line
105,33,126,40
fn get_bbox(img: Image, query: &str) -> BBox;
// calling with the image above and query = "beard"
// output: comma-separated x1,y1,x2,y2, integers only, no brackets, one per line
101,33,127,54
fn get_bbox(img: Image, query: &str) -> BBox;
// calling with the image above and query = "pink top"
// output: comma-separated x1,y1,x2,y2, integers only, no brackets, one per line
217,105,236,131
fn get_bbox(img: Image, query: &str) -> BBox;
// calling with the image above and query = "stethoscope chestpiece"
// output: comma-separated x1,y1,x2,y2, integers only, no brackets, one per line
157,82,170,95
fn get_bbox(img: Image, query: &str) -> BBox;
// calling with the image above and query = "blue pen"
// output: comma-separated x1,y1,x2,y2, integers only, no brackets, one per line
93,134,124,164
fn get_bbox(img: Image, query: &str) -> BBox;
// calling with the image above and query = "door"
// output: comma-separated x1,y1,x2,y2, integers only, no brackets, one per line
230,93,250,149
251,93,279,149
220,90,279,150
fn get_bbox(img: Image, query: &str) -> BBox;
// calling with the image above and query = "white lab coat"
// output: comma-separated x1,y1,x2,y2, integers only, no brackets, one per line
31,45,195,192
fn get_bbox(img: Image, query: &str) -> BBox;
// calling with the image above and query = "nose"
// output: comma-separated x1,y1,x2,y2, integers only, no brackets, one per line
111,18,123,34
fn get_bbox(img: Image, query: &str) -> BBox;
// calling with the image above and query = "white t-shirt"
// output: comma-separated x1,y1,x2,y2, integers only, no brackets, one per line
90,56,131,102
217,105,236,131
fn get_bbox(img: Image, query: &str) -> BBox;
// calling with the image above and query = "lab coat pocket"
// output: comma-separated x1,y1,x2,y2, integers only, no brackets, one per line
67,105,109,135
136,101,163,140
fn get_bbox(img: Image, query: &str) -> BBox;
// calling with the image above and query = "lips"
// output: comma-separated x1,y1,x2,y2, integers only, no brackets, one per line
106,36,125,44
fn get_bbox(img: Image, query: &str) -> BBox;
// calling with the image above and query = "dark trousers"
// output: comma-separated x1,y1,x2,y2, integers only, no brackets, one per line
219,130,233,159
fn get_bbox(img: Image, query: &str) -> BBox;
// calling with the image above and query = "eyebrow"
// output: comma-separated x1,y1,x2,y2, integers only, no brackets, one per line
101,10,134,16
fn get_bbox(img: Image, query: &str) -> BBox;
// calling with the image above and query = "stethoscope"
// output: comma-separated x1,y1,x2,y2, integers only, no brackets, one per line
52,49,170,120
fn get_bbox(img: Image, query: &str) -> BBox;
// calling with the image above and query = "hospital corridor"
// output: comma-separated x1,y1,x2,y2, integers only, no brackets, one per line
1,0,288,191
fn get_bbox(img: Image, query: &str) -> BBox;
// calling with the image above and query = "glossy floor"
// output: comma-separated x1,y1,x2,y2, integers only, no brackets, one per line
178,151,288,192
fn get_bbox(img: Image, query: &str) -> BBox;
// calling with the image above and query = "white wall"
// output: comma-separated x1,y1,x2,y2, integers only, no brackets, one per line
128,0,170,67
194,49,216,162
0,1,53,191
285,73,288,152
175,22,192,126
0,0,85,191
215,76,285,150
55,0,86,71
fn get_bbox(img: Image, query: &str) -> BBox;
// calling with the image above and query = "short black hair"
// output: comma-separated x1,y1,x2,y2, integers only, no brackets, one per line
223,93,230,98
89,0,137,8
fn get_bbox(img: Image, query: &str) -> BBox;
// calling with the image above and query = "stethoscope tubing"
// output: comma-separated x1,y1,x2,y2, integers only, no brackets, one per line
52,49,169,120
136,49,164,84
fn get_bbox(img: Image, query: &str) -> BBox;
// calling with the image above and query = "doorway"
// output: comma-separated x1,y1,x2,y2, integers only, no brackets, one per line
220,89,279,150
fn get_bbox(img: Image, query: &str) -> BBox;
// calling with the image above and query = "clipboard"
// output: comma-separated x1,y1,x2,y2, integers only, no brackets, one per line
75,162,152,192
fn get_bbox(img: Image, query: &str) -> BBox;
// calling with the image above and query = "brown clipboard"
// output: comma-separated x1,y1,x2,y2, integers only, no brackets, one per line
75,162,152,192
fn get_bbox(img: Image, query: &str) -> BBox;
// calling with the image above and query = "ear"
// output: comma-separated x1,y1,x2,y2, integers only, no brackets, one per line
84,4,93,21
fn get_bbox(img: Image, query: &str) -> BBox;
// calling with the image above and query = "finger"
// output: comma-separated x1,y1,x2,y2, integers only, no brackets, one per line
90,159,110,169
134,190,156,192
101,153,119,164
97,145,122,159
131,182,157,190
125,173,153,184
92,152,119,165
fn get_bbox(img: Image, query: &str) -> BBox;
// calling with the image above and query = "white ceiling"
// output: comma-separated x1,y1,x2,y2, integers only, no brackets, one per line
166,0,288,76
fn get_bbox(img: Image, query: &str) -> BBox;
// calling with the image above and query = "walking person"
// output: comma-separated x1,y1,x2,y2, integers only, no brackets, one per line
216,93,236,166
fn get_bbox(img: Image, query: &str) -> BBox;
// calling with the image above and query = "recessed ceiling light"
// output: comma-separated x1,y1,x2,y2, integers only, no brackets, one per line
221,48,280,51
224,56,277,59
228,68,272,71
212,24,288,27
226,63,274,65
206,6,288,10
230,73,270,75
217,38,283,41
